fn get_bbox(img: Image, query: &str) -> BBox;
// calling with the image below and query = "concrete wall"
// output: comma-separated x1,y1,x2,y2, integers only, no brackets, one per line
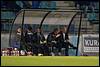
1,33,10,49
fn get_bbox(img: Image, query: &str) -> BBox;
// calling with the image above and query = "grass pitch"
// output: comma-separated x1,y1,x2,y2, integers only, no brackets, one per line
1,56,99,66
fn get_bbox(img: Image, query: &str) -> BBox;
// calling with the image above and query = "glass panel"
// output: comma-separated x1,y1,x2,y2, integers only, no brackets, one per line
10,10,47,50
10,11,23,49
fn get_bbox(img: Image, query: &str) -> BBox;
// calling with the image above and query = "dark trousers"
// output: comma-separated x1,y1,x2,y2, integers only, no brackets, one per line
64,41,75,56
32,43,49,56
42,45,49,56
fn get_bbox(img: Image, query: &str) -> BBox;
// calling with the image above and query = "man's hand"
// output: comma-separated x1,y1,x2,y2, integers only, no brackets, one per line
56,34,60,38
64,39,70,43
44,41,46,43
40,41,46,44
51,41,57,44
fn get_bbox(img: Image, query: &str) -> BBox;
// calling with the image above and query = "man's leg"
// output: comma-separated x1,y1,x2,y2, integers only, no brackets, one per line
61,48,66,56
65,48,69,56
64,42,69,56
43,45,49,56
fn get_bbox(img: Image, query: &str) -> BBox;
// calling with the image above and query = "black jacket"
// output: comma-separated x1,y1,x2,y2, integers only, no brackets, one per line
25,31,34,43
47,32,64,48
33,32,45,45
47,32,56,47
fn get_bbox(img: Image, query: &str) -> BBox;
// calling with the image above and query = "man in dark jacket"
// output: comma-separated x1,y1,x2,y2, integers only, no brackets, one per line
33,28,47,56
25,26,34,53
47,28,60,56
55,28,65,56
60,27,77,56
14,27,26,56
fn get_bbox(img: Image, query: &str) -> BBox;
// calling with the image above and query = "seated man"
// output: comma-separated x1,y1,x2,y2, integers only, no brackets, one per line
33,28,47,56
47,28,60,56
64,33,77,56
25,26,34,53
13,27,22,49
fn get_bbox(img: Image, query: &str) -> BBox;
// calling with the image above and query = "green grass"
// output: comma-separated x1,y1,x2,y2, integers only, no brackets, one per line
1,56,99,66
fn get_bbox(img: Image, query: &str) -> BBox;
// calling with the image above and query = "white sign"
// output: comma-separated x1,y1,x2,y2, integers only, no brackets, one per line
82,34,99,56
